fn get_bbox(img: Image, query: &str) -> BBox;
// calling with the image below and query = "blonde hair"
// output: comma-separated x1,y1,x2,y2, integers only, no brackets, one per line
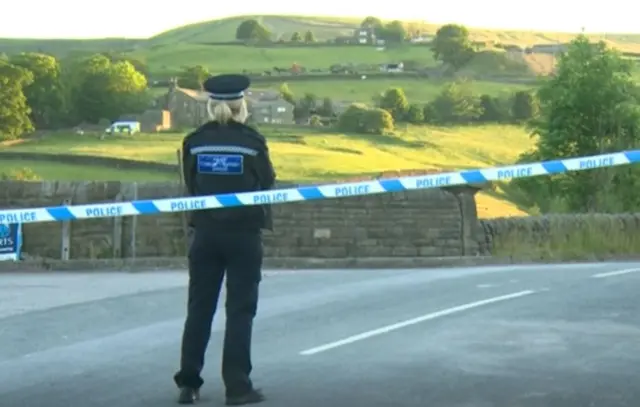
207,98,249,124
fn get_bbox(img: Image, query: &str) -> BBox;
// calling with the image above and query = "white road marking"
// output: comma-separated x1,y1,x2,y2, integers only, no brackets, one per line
299,290,536,356
591,268,640,279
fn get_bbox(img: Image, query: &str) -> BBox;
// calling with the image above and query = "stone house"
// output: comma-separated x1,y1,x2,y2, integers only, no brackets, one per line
154,82,294,129
354,27,376,44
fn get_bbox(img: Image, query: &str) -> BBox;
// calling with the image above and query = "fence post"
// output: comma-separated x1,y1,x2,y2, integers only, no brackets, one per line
130,183,138,260
113,192,123,258
60,198,71,260
176,148,189,253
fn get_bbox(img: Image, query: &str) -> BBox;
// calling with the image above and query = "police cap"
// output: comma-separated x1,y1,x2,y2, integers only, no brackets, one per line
203,74,251,101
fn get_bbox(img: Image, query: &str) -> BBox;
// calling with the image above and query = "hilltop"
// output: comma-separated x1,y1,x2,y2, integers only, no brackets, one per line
3,15,640,57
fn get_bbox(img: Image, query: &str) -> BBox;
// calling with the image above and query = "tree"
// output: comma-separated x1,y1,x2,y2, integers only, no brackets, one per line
0,61,34,140
478,94,511,122
513,35,640,213
102,52,150,78
380,21,406,43
406,104,425,124
304,30,316,43
431,24,476,70
279,83,295,105
177,65,210,90
338,104,394,135
511,90,539,122
379,87,409,121
428,79,482,124
364,108,394,134
317,97,334,117
66,54,149,124
10,52,67,129
293,93,317,120
235,19,272,41
290,32,303,42
360,16,383,31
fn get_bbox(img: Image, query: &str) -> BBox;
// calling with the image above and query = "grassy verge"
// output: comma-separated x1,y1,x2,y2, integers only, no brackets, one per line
481,214,640,260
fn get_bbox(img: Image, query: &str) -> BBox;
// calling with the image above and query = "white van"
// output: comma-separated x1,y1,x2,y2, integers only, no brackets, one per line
105,121,141,135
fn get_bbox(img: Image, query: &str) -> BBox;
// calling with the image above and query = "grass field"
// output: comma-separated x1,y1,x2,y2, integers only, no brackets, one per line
269,78,531,102
0,124,535,218
136,44,439,76
0,161,174,182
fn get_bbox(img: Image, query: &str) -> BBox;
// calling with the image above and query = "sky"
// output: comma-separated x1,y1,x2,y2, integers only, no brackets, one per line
2,0,638,39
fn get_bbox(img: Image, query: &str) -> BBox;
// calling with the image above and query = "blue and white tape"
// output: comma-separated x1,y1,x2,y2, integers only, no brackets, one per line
1,150,639,225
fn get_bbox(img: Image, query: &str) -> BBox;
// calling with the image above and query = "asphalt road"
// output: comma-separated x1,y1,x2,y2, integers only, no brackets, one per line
2,262,640,407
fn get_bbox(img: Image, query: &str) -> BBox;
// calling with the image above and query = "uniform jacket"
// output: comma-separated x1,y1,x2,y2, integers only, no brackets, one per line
181,120,276,232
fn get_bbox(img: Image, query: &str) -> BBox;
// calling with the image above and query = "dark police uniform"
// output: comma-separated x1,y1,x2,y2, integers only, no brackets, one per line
173,74,275,405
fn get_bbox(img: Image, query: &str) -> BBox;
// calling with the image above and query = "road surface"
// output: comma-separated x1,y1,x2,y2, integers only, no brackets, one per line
2,262,640,406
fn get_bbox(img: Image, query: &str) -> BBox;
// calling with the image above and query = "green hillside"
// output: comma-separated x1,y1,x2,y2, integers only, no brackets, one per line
0,38,140,56
3,14,640,58
0,124,534,218
147,15,361,45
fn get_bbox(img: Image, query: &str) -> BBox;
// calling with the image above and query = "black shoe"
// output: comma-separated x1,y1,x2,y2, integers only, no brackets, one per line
225,389,265,405
178,387,200,404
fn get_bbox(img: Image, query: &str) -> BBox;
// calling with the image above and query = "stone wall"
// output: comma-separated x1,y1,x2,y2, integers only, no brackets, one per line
0,181,482,260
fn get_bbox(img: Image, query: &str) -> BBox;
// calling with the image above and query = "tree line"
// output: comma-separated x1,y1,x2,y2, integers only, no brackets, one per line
0,52,150,140
278,80,538,134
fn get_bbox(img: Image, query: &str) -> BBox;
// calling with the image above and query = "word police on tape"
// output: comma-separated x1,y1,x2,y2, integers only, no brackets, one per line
1,150,639,225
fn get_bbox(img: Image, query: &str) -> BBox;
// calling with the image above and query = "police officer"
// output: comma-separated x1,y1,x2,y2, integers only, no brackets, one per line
173,74,275,405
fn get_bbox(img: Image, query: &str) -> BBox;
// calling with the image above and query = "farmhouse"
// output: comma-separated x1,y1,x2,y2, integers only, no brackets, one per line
155,82,294,129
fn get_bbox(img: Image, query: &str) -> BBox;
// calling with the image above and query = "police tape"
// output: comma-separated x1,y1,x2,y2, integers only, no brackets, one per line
1,150,639,225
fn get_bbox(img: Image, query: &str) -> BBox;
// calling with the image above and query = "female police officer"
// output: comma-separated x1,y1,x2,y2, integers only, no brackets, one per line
173,74,276,405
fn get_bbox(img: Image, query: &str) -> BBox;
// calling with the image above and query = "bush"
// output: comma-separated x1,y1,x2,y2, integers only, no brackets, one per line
379,87,409,121
309,115,323,127
478,94,511,122
337,103,394,134
511,90,539,122
422,103,437,124
480,214,640,261
428,80,482,124
406,104,424,124
1,167,41,181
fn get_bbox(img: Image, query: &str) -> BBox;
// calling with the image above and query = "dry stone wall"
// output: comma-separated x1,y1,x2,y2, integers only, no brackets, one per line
0,181,482,260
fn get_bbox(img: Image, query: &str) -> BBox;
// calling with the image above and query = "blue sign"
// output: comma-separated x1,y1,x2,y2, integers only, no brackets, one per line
197,154,243,175
0,223,22,261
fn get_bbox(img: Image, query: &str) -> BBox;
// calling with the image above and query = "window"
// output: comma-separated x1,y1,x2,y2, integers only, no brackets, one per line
277,107,286,113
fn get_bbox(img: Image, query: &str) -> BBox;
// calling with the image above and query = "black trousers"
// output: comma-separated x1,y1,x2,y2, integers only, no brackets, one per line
174,227,263,397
